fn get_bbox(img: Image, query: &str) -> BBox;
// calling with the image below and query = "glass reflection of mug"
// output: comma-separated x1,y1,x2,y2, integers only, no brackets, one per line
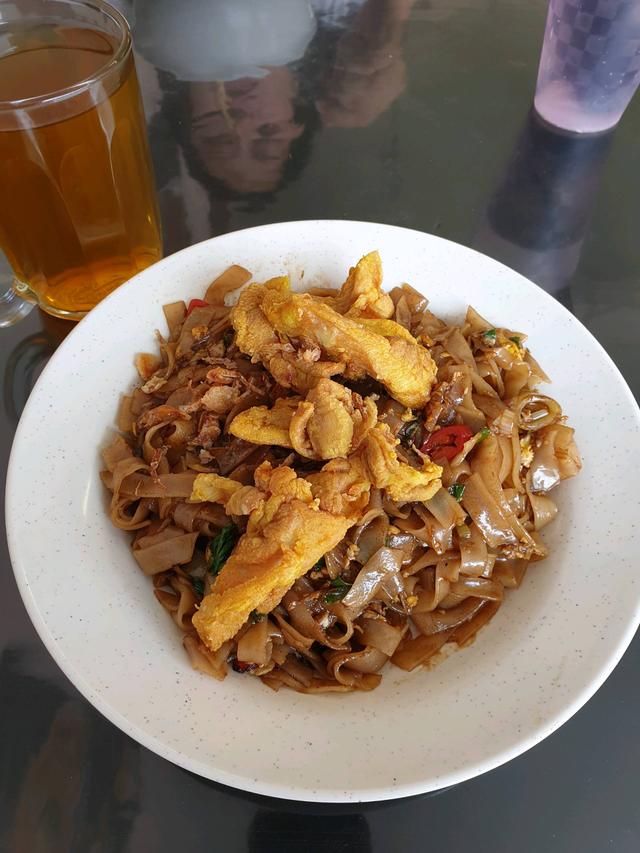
474,110,612,300
0,0,162,320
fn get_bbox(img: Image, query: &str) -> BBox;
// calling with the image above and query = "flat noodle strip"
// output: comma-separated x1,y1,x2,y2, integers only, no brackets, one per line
116,472,198,498
204,265,252,305
391,630,453,671
134,531,199,575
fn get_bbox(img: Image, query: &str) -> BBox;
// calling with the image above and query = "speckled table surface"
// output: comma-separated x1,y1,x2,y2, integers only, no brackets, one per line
2,1,640,851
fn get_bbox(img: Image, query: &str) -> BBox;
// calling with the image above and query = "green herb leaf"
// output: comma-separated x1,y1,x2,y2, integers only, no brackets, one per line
324,591,347,604
509,335,521,346
449,483,465,502
399,419,421,447
311,557,326,572
208,524,239,576
250,609,265,623
324,576,351,605
478,427,491,442
191,577,205,596
482,328,497,342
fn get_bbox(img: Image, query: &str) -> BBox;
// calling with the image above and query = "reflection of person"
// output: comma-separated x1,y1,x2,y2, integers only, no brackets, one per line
160,65,319,211
1,649,140,852
317,0,415,128
188,71,310,195
151,0,415,212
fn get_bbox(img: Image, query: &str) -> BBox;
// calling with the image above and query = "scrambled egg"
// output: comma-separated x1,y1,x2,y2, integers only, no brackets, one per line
231,276,287,357
192,462,358,651
323,251,394,319
360,423,442,502
520,434,534,467
189,474,242,504
229,397,299,448
502,335,526,360
190,253,445,653
189,420,444,652
354,318,417,343
260,283,436,408
231,258,436,409
229,378,377,461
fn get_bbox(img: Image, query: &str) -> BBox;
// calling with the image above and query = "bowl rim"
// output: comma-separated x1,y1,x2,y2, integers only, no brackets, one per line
6,220,640,802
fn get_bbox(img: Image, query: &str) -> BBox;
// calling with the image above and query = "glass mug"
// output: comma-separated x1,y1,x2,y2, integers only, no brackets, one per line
0,0,162,323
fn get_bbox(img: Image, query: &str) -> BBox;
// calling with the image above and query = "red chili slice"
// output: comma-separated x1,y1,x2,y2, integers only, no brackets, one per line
186,298,209,317
421,424,473,462
232,659,258,673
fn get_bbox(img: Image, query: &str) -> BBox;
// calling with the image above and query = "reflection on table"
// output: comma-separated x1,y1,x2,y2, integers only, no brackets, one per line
474,111,613,307
130,0,415,247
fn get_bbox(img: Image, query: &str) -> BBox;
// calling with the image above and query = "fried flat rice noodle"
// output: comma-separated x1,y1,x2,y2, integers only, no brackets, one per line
101,258,580,693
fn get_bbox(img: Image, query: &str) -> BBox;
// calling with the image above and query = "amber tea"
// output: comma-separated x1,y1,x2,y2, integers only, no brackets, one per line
0,10,161,319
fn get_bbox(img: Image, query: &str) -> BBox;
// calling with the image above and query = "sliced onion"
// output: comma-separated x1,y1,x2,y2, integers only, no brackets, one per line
512,392,562,432
341,547,404,616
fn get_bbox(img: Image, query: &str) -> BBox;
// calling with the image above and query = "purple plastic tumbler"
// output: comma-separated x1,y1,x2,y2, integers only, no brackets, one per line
534,0,640,133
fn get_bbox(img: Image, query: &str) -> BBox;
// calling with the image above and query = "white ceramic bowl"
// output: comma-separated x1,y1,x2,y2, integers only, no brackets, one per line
6,221,640,802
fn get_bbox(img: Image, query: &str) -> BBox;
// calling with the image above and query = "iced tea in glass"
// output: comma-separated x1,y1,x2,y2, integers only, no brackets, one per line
0,0,162,320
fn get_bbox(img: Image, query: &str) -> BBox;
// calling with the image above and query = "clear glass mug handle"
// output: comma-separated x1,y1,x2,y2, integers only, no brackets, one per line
0,251,34,328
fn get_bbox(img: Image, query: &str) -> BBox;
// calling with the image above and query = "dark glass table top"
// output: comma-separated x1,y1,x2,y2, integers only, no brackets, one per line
2,1,640,850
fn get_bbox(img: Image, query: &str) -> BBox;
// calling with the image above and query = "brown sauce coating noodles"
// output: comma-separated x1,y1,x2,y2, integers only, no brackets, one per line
101,255,581,693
